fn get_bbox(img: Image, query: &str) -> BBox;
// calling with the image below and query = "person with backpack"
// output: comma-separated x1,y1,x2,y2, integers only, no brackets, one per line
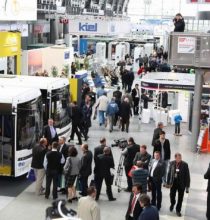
106,97,119,132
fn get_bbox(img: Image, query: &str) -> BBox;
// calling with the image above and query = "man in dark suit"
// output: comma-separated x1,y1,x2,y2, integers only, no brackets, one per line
204,163,210,220
94,138,113,188
133,145,151,170
95,147,116,201
113,86,122,101
153,131,171,184
43,118,58,146
58,136,69,192
120,97,132,133
69,101,82,145
131,84,140,115
94,137,113,171
122,137,140,192
149,151,165,211
138,194,159,220
167,153,190,217
152,122,163,147
43,142,65,200
79,144,93,196
125,184,143,220
58,136,69,160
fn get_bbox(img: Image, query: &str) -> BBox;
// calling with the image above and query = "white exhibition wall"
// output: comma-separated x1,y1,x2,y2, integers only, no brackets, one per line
21,47,74,77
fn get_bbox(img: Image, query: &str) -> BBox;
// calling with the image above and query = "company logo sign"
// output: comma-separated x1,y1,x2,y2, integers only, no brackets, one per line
79,22,97,32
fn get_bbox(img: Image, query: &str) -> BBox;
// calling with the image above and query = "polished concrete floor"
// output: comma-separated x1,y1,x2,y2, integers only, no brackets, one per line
0,114,209,220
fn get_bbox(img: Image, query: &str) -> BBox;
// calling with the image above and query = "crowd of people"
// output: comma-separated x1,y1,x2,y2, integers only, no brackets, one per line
31,112,194,220
29,12,210,219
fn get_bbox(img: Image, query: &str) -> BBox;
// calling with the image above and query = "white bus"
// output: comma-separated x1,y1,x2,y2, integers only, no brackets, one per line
0,76,71,137
0,86,42,177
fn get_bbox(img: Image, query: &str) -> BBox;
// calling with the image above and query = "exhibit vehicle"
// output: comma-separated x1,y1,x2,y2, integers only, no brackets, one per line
0,76,71,137
0,86,42,177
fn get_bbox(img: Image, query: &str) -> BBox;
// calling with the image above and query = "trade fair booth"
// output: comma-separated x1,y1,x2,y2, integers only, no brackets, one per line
138,72,195,128
0,32,21,75
21,45,74,77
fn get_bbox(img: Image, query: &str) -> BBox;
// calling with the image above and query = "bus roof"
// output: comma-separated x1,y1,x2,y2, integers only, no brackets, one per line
0,85,41,106
0,76,69,92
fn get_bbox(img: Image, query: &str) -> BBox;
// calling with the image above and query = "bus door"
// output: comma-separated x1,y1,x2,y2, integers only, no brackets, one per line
0,115,14,176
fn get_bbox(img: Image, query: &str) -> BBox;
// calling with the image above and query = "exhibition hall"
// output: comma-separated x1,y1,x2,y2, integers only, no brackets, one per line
0,0,210,220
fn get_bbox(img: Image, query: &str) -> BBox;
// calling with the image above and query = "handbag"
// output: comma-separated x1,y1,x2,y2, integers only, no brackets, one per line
27,168,36,182
76,176,82,192
64,157,72,175
128,165,138,177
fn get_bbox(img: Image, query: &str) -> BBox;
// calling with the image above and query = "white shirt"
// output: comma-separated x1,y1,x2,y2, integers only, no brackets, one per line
160,139,165,160
50,126,56,138
59,144,64,153
135,89,140,98
150,160,159,177
130,193,140,217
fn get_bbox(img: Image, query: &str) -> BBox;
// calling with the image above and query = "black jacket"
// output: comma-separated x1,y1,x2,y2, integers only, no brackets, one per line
131,88,140,100
80,150,93,177
59,144,69,160
120,101,131,120
138,205,159,220
123,144,140,168
31,144,47,169
167,160,190,189
133,152,151,169
174,19,185,32
149,159,165,182
152,128,162,146
96,154,114,177
46,151,62,172
153,139,171,161
125,193,143,220
204,164,210,192
141,94,150,109
71,105,83,126
94,145,113,174
113,90,122,101
43,126,58,145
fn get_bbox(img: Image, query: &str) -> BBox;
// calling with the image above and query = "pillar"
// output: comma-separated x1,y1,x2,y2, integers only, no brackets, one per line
191,69,204,151
50,19,59,44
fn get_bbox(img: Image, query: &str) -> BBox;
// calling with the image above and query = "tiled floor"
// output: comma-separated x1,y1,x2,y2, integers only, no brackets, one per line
0,115,209,220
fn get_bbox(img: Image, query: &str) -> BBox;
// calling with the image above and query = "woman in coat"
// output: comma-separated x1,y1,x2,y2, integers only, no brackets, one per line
64,146,81,202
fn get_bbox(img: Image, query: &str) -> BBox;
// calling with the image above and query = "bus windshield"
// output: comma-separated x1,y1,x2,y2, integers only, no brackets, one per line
17,97,43,151
51,85,70,129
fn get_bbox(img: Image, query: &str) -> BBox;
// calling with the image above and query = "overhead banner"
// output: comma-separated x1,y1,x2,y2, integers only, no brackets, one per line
0,0,37,21
68,19,130,36
177,37,196,54
141,81,194,91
